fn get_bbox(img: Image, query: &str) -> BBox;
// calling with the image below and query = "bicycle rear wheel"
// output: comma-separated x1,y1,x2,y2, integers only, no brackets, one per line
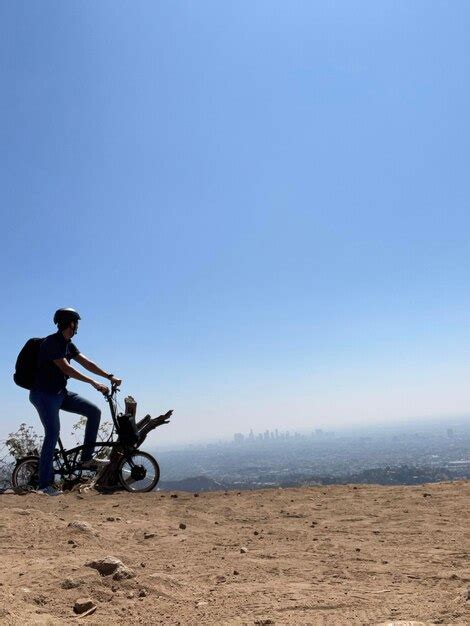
117,451,160,493
12,456,40,494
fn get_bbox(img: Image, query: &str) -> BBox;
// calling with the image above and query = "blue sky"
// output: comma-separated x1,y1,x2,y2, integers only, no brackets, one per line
1,1,470,445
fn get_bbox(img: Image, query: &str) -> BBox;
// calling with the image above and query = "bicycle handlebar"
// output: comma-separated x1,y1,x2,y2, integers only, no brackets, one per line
104,381,120,399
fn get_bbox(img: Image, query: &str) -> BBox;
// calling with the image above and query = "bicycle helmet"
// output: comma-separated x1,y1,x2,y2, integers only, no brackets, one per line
53,308,81,329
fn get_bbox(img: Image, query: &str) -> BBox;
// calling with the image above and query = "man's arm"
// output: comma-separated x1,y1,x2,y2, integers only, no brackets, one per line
74,353,113,379
53,358,109,394
74,354,122,386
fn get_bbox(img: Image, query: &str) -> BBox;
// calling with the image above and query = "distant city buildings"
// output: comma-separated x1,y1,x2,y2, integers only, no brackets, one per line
232,428,335,444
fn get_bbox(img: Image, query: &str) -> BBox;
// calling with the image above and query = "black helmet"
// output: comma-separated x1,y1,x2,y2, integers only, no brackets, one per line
53,308,81,328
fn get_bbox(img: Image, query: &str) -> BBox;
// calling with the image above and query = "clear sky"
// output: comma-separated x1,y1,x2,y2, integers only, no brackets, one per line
1,1,470,446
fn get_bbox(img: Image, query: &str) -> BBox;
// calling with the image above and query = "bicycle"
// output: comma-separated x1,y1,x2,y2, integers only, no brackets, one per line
12,382,173,494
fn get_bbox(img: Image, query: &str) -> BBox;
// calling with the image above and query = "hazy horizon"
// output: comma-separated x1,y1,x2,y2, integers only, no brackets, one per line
2,403,469,452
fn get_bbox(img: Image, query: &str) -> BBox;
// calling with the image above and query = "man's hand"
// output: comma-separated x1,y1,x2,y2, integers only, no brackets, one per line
110,376,122,386
92,381,109,395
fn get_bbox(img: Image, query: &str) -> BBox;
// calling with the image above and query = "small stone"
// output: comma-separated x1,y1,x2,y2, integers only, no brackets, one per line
138,589,148,597
67,539,75,545
423,492,432,497
240,547,248,554
73,598,95,615
170,494,178,498
253,531,259,536
68,521,96,534
61,578,81,589
179,523,187,530
233,570,239,575
194,493,199,497
106,516,115,522
216,576,226,583
113,566,135,581
355,548,361,552
141,562,146,568
144,532,155,539
85,556,124,576
33,595,47,606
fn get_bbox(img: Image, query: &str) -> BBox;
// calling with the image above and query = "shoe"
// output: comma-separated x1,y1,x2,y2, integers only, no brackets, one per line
36,486,62,497
81,458,110,471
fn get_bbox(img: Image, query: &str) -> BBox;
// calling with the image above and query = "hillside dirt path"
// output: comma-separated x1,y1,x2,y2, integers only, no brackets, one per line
0,482,469,625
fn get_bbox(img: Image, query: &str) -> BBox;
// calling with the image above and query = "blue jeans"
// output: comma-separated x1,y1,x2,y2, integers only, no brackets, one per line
29,389,101,489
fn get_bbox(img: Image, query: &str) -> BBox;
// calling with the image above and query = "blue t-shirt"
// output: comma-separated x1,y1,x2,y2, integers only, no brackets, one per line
34,331,80,393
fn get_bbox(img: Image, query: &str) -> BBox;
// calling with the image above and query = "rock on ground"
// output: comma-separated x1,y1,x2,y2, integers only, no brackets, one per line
85,555,135,580
73,598,95,614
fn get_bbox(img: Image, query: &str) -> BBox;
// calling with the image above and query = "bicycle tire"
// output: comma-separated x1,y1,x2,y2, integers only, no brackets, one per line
117,450,160,493
12,456,40,494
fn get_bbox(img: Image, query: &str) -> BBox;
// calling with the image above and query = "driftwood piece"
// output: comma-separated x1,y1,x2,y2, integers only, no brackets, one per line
136,411,172,447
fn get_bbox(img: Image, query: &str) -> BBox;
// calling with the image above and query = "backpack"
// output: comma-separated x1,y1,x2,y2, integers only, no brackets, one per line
116,412,139,446
13,338,44,390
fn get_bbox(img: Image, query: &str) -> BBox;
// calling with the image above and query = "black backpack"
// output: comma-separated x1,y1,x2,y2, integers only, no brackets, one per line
13,338,44,390
116,413,139,446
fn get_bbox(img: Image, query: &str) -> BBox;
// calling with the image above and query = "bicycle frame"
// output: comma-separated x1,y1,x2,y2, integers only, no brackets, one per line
53,383,129,478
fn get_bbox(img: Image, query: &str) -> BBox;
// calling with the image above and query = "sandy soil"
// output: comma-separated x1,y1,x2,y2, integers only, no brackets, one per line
0,481,469,625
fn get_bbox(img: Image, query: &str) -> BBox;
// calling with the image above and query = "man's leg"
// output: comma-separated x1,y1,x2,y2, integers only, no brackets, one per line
61,391,101,462
29,391,62,489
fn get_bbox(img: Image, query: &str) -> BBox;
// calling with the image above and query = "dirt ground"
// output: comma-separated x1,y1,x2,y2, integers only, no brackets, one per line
0,481,469,625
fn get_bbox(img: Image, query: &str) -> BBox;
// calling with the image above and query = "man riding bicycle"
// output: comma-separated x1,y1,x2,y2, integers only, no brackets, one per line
29,308,122,496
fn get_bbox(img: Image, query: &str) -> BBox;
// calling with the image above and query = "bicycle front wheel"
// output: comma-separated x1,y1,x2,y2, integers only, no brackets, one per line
117,451,160,493
12,456,40,494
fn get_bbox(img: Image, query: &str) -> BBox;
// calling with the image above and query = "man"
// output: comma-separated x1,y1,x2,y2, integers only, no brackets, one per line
29,308,122,496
